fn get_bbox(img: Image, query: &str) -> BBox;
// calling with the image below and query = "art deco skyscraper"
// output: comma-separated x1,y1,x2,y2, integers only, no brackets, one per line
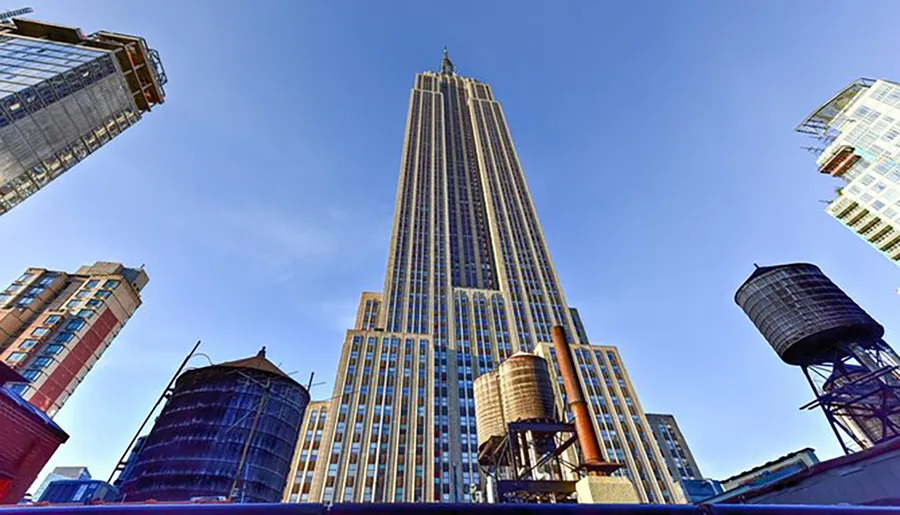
294,51,682,504
0,18,166,215
0,262,149,417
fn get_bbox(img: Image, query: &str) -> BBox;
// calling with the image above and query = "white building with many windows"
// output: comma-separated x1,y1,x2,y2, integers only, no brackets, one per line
798,78,900,262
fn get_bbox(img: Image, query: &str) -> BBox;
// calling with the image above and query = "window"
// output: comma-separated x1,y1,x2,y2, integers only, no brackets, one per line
94,290,112,299
85,279,99,289
75,290,89,299
54,332,74,343
66,319,85,331
77,309,95,319
31,327,49,337
33,356,53,368
21,369,40,381
8,384,27,395
16,273,32,282
16,297,34,307
103,279,120,289
86,299,103,308
44,315,60,325
6,352,26,363
44,344,64,355
19,339,38,349
66,300,80,309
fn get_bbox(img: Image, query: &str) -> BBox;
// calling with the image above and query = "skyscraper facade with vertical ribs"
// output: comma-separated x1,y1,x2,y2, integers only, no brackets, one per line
291,51,683,504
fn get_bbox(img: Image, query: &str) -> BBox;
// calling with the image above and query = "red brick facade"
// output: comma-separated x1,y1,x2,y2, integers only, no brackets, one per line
0,388,68,503
30,308,119,413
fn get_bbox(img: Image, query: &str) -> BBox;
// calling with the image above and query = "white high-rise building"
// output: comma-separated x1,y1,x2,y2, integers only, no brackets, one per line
798,78,900,262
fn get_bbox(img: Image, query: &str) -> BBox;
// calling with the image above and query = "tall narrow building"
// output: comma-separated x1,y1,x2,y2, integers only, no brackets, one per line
284,400,330,503
797,78,900,263
646,413,719,502
646,414,702,484
299,51,681,504
0,18,166,215
0,262,149,417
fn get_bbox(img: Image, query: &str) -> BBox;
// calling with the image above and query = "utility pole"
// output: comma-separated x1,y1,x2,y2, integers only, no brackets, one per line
108,340,201,484
228,379,271,502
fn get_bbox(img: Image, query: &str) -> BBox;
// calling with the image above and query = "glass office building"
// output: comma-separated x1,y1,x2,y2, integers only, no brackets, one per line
287,51,683,504
0,18,165,215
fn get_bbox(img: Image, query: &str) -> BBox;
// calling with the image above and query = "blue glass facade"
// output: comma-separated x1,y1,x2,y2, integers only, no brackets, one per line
119,354,309,503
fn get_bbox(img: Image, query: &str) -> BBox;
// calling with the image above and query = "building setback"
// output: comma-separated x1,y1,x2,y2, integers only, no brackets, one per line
290,51,682,504
797,78,900,263
0,18,165,215
0,262,148,417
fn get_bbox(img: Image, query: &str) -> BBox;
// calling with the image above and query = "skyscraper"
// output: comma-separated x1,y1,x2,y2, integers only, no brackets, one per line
0,262,149,417
297,51,681,504
646,414,718,502
797,78,900,263
0,18,166,215
646,414,701,484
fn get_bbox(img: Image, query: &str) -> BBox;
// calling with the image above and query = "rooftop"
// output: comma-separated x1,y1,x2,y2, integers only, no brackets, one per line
796,78,875,137
721,448,817,484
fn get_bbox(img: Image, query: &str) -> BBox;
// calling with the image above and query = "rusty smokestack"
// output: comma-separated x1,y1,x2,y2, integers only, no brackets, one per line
551,325,619,474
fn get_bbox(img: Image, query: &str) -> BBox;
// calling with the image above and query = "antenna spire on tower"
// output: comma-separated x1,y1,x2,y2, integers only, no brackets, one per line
441,46,455,74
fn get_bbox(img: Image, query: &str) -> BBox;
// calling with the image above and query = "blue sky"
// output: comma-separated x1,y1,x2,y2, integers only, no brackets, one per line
7,0,900,487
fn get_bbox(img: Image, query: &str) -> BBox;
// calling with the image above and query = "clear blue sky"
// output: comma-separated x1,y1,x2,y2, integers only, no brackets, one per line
6,0,900,487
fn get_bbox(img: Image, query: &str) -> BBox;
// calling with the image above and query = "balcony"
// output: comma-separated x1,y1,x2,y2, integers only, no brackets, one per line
819,146,860,177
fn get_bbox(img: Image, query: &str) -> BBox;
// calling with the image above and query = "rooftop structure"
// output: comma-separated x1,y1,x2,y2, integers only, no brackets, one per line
32,466,90,503
118,348,309,504
736,263,900,452
708,442,900,505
